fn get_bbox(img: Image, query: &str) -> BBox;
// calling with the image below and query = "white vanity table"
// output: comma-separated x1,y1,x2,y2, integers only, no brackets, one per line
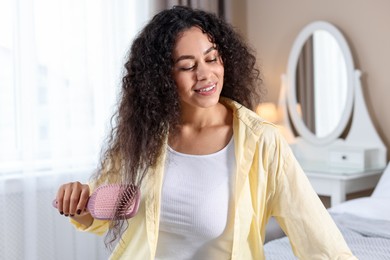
302,165,383,206
278,21,388,206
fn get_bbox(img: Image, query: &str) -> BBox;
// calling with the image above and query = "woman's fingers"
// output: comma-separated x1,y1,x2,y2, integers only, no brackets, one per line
66,184,80,216
76,185,89,215
55,182,89,217
62,185,74,216
56,184,66,215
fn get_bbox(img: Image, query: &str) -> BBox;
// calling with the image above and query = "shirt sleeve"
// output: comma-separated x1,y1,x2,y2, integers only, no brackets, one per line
270,137,357,259
70,218,110,236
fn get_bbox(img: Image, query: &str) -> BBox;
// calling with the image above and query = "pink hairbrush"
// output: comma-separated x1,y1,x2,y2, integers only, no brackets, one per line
53,184,141,220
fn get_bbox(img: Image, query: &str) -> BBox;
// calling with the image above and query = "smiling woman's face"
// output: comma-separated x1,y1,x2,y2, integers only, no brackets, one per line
172,26,224,110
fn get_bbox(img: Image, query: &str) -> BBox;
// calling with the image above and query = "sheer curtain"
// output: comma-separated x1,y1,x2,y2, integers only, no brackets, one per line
0,0,150,259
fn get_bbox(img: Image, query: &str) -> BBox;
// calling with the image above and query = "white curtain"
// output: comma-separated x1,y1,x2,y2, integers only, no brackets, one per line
0,0,150,259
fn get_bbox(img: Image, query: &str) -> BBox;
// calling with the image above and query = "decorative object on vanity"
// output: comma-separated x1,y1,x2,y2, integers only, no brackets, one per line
280,21,387,171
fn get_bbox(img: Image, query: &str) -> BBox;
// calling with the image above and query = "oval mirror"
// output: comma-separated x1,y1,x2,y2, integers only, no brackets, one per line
286,21,355,145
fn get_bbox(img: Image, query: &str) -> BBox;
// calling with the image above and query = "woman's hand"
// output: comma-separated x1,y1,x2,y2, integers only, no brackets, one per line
55,182,94,227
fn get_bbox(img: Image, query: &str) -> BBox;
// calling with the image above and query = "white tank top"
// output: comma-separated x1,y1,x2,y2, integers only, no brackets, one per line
155,138,236,260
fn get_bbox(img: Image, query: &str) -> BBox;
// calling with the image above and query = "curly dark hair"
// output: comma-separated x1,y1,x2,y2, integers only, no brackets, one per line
93,5,263,247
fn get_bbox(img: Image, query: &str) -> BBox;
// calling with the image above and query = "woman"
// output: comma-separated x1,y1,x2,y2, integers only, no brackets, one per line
55,6,356,260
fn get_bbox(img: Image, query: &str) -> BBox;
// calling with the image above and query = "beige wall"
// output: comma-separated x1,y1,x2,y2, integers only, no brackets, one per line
233,0,390,158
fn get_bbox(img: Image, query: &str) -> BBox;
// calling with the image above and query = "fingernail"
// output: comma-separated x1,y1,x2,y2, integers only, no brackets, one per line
60,211,64,215
77,209,81,215
70,214,74,217
64,214,69,217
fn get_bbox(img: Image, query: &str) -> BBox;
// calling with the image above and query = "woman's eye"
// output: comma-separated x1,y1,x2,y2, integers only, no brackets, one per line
180,66,195,71
207,57,217,63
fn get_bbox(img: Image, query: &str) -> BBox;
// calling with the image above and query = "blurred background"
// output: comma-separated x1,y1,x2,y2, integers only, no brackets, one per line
0,0,150,259
1,0,390,259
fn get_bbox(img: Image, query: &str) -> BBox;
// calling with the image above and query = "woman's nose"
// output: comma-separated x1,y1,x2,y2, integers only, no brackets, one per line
196,63,211,81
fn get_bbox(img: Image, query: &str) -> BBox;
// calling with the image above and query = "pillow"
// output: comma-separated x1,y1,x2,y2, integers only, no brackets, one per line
372,162,390,198
329,197,390,221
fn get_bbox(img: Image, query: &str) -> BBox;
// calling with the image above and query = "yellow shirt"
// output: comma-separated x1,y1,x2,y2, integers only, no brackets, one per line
71,98,356,260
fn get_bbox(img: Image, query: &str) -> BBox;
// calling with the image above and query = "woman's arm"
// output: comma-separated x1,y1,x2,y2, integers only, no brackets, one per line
270,137,356,259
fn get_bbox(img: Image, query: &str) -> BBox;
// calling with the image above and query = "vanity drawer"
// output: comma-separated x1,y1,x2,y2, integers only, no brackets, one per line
328,147,378,169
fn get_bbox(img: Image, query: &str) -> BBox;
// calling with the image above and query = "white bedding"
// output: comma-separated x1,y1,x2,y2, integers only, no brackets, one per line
372,163,390,198
328,197,390,221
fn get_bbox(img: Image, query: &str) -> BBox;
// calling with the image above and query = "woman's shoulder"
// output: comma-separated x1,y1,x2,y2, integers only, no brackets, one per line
220,98,280,137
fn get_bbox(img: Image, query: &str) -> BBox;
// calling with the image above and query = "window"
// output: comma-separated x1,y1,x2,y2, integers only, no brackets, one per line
0,0,150,174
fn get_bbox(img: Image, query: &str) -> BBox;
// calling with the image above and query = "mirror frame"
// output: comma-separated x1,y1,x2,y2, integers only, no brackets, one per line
286,21,355,145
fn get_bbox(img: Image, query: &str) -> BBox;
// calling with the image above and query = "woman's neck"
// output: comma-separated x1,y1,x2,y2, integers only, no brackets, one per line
179,102,229,128
169,102,233,155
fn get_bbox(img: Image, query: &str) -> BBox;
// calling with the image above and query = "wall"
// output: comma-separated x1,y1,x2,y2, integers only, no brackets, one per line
235,0,390,158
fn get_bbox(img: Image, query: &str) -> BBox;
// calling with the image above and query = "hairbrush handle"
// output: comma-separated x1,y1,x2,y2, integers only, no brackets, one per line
52,184,141,220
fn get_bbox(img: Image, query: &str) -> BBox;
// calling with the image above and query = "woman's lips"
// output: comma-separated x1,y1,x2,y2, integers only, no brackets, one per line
194,84,217,95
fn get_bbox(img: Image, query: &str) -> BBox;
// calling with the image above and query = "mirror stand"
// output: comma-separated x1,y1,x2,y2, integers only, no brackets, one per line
341,70,387,167
279,72,387,171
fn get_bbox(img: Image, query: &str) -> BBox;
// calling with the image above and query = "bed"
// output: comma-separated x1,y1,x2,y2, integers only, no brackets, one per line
264,163,390,259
